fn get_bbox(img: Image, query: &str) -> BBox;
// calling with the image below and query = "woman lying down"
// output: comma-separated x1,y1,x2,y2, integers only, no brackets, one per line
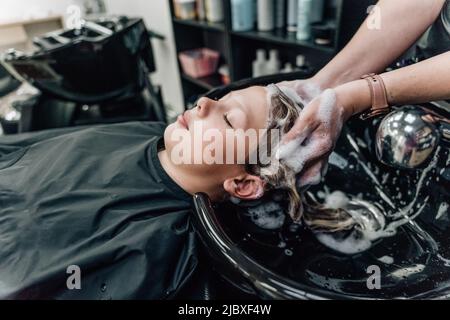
0,84,354,299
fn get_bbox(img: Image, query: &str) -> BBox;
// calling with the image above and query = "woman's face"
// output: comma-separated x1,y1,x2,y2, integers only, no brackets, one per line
164,86,269,178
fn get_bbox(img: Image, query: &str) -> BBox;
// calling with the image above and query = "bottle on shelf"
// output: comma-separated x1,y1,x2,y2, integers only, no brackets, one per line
174,0,197,20
311,22,334,46
296,0,324,40
274,0,286,29
257,0,274,32
295,54,309,72
296,0,312,40
286,0,298,32
231,0,255,31
205,0,224,23
266,49,281,75
252,49,267,77
196,0,206,20
280,62,294,73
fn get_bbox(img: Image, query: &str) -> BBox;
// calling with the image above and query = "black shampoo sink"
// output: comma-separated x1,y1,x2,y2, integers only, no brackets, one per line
192,74,450,300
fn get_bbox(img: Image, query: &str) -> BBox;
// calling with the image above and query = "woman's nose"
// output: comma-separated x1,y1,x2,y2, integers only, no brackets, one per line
196,97,214,118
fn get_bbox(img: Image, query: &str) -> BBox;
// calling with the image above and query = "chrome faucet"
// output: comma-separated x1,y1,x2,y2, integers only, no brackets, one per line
375,105,450,169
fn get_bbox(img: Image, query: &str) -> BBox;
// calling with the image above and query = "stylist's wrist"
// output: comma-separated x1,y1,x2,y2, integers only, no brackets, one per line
335,79,372,120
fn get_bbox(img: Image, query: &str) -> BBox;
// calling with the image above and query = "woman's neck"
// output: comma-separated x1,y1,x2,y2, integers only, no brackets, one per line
157,149,225,201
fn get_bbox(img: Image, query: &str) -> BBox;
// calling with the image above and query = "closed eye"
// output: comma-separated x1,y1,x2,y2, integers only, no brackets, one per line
223,113,234,128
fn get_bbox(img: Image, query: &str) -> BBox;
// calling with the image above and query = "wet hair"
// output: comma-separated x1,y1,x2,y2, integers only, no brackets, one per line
245,84,355,232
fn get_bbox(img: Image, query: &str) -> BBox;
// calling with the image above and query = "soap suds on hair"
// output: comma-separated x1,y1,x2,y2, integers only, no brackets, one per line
324,191,349,210
295,81,322,104
276,85,306,107
314,189,432,255
276,89,341,175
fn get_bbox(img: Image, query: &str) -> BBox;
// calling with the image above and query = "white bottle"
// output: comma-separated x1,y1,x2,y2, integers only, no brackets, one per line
252,49,267,77
286,0,298,32
274,0,286,29
281,62,294,73
266,49,280,75
296,54,306,69
296,0,312,40
257,0,274,31
205,0,224,22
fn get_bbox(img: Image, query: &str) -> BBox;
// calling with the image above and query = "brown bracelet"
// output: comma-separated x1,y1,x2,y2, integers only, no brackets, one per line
359,73,391,120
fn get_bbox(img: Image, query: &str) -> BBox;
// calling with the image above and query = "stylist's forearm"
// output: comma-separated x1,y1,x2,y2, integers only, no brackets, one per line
313,0,445,89
382,51,450,105
336,51,450,117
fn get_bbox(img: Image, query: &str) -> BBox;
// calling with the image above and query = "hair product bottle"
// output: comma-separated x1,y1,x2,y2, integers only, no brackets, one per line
296,0,312,40
205,0,224,22
295,54,309,71
274,0,286,29
252,49,267,77
296,0,324,40
286,0,298,32
257,0,274,31
281,62,294,73
174,0,197,20
266,49,281,75
231,0,254,31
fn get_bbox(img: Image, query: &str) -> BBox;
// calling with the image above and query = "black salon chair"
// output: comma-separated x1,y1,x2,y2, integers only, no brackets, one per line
1,16,167,133
0,64,20,97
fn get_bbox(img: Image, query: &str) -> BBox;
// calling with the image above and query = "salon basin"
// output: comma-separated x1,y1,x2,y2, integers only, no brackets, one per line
192,75,450,300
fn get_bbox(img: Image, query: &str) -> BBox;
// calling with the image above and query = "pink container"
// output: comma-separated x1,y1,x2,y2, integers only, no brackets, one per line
178,48,220,78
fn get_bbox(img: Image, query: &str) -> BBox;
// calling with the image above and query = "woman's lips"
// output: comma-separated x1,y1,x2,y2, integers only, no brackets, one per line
177,112,189,130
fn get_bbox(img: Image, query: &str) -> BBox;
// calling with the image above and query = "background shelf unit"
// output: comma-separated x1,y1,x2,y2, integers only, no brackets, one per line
169,0,375,107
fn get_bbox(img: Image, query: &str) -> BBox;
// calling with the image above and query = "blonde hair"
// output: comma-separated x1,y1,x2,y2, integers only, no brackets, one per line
245,84,355,232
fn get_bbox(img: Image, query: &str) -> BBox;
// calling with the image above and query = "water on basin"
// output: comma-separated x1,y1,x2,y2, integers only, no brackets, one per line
219,120,450,299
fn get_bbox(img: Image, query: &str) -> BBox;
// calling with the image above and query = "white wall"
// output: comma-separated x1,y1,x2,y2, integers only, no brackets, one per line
105,0,184,118
0,0,185,117
0,0,82,25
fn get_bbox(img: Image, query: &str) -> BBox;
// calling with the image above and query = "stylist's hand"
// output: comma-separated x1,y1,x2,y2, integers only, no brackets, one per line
277,87,355,189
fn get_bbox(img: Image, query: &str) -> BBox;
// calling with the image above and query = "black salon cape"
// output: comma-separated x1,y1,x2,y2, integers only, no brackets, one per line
0,122,197,299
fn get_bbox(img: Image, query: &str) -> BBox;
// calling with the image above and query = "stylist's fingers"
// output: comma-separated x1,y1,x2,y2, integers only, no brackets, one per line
281,96,322,144
276,122,316,164
281,109,319,145
297,158,328,189
299,142,332,176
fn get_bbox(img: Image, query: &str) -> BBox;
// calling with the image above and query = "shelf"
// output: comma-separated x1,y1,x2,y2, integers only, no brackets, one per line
181,73,225,91
170,0,372,107
173,18,225,32
231,29,336,53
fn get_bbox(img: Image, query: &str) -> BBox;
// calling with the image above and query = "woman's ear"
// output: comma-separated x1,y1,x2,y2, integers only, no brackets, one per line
223,174,266,200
